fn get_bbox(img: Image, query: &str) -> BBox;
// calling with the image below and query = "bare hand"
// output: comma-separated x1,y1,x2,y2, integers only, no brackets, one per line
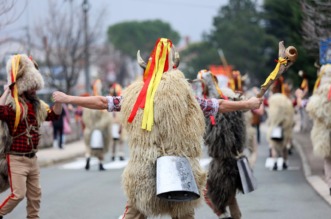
246,97,263,110
52,91,69,103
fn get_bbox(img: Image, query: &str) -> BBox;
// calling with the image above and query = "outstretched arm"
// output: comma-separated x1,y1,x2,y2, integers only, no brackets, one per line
53,91,108,110
218,97,262,113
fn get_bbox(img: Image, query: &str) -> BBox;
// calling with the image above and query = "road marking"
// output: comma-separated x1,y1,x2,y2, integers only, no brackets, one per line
59,157,212,170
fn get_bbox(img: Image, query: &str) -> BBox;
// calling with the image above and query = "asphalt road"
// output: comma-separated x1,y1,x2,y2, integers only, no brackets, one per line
1,133,331,219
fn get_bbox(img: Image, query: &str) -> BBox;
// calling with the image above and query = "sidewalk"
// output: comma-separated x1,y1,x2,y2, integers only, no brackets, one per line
287,109,331,206
37,139,85,167
292,130,331,206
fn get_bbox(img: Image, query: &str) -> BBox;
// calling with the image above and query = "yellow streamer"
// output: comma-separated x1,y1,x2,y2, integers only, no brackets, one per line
11,55,21,133
261,57,287,87
141,38,170,131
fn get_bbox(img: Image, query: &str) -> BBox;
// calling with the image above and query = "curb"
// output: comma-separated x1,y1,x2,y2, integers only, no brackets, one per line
293,138,331,206
38,151,85,168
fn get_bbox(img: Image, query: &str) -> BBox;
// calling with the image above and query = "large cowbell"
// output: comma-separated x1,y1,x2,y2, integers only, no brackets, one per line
90,129,104,149
271,126,283,141
156,156,200,202
237,156,258,194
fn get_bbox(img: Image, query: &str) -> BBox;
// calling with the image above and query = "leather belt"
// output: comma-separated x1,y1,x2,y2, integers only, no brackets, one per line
11,152,36,158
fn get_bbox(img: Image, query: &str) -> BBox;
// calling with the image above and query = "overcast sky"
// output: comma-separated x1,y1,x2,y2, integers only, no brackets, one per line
2,0,228,44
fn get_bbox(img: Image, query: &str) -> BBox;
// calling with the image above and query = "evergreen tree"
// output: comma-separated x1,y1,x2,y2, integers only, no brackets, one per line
263,0,316,91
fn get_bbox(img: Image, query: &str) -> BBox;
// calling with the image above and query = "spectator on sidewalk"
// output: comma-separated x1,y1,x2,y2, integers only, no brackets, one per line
51,103,71,149
0,54,62,219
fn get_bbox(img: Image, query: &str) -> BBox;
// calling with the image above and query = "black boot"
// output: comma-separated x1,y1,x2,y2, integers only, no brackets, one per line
85,157,90,170
272,162,278,171
99,163,106,171
119,156,125,161
282,162,288,170
111,156,115,161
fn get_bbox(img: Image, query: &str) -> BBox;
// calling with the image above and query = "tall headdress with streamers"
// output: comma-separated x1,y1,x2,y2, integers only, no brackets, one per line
197,69,228,100
128,38,178,131
6,54,45,133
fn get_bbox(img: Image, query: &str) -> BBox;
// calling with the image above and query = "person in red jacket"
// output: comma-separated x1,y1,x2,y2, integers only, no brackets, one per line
0,54,62,219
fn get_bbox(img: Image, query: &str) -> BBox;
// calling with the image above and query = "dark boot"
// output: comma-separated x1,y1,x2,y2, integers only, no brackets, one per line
119,156,125,161
282,162,288,170
99,163,106,171
85,157,90,170
272,162,278,171
111,156,115,161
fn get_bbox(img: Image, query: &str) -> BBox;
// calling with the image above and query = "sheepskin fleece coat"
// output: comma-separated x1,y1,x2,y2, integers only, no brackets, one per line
204,110,245,213
306,64,331,158
244,111,256,153
82,108,112,159
193,71,247,213
0,121,11,193
121,69,206,217
266,93,294,152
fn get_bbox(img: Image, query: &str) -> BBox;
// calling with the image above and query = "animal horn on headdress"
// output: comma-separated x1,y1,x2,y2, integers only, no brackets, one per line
172,44,180,68
137,50,147,70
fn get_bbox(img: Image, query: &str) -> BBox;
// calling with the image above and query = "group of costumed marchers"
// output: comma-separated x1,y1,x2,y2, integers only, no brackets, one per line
82,79,112,171
191,69,247,219
265,76,295,170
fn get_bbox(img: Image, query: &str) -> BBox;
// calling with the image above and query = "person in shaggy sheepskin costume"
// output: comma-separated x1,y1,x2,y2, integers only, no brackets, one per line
306,64,331,196
0,54,62,218
82,79,112,171
52,38,262,219
265,77,295,170
193,69,247,219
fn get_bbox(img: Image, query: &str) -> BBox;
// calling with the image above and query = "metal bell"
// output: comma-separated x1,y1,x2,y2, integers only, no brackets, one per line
156,156,200,202
271,126,283,141
90,129,104,149
237,156,258,194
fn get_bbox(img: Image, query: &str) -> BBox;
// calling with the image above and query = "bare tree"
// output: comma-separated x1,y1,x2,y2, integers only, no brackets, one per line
0,0,27,29
301,0,331,58
34,0,106,94
0,0,27,46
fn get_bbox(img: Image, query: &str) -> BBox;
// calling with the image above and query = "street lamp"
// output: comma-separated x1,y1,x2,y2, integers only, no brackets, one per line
82,0,90,93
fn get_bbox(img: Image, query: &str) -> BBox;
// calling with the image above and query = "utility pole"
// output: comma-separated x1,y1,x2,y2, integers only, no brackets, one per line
82,0,90,93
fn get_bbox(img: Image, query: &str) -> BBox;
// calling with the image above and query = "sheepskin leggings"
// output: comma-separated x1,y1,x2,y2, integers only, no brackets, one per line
121,201,194,219
324,156,331,188
203,186,241,219
0,155,41,219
